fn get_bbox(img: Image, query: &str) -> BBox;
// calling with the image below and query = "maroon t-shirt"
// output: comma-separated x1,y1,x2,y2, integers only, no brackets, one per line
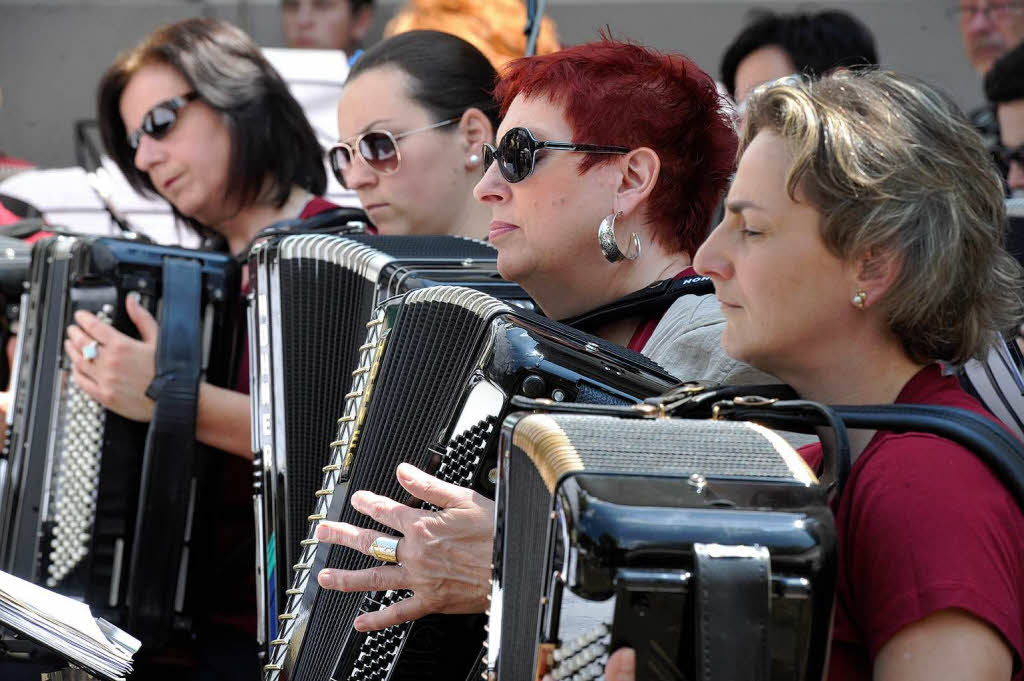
800,365,1024,680
626,267,698,352
215,197,344,635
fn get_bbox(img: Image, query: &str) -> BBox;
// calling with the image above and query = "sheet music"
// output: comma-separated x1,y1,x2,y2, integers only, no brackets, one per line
0,570,138,680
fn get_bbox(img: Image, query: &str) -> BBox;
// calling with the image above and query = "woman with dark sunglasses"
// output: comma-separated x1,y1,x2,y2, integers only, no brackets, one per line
330,30,498,236
311,37,781,635
62,17,339,677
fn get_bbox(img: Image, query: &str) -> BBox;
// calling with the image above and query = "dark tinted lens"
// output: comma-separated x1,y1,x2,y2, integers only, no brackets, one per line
482,145,495,172
498,128,534,183
328,145,353,187
358,132,399,173
144,104,179,140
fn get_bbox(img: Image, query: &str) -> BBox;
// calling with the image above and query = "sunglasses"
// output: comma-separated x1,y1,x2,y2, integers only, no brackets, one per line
996,143,1024,167
482,127,630,184
327,117,459,188
127,92,200,151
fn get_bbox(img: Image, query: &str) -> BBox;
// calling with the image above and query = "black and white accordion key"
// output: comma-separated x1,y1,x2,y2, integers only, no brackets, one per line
261,285,676,681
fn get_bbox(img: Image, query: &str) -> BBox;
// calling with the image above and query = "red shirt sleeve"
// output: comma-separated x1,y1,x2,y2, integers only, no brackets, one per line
838,432,1024,665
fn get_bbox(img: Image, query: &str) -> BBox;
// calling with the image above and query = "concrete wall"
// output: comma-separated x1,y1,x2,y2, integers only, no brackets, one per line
0,0,982,169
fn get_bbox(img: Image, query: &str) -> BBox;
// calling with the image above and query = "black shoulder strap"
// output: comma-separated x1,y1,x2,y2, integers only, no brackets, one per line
562,274,714,333
127,256,203,646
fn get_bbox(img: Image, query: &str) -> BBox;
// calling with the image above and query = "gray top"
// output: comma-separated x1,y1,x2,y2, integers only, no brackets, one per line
642,292,779,385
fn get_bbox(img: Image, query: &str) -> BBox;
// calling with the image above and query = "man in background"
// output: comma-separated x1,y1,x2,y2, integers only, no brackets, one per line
281,0,374,55
986,41,1024,197
954,1,1024,150
720,8,878,110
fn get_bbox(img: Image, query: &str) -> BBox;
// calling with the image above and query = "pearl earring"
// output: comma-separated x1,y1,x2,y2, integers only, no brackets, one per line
469,154,481,165
851,290,867,309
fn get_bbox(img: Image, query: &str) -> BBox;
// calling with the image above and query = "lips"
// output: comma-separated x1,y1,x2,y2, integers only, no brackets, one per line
488,221,520,240
162,173,182,192
363,203,389,213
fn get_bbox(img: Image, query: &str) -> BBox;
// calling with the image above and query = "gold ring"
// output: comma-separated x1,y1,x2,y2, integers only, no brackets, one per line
368,536,400,564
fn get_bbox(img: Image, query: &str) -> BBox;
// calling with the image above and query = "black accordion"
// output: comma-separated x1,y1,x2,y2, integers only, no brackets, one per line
490,412,836,681
0,235,241,646
247,233,532,649
262,285,676,681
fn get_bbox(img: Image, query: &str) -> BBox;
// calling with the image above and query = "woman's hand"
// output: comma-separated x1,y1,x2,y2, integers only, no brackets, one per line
64,293,158,422
314,462,495,632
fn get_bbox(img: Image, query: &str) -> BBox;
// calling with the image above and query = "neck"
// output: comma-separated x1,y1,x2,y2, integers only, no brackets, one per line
215,185,311,256
773,332,926,460
539,243,692,322
446,189,492,241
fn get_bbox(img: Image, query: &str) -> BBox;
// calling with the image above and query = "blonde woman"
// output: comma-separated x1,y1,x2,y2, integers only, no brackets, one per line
611,70,1024,681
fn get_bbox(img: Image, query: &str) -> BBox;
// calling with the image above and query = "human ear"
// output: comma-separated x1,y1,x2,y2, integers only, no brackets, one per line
853,247,902,307
458,107,494,170
614,147,661,218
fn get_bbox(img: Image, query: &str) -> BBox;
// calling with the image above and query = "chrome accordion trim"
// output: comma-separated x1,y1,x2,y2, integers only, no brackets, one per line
263,285,510,680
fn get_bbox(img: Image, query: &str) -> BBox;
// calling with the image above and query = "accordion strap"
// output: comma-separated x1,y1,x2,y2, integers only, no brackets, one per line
127,256,203,643
562,274,714,334
694,543,771,681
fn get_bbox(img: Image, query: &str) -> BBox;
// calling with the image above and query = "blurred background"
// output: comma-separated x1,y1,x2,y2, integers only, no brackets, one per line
0,0,976,170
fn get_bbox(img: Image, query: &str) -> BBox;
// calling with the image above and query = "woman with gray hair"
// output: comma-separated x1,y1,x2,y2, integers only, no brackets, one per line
610,70,1024,681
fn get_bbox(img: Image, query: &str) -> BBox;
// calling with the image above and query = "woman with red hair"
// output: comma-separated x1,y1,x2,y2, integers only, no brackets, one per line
311,38,770,630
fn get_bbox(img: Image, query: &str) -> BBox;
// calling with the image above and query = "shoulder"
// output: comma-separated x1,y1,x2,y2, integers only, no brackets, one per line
300,196,341,219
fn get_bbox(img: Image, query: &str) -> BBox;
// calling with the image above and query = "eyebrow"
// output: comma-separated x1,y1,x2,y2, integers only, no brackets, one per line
725,199,766,214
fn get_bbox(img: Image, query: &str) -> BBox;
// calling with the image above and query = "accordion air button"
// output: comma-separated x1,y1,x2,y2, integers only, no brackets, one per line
520,374,547,398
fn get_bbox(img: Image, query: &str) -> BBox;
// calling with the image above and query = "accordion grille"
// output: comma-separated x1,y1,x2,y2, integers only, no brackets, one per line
278,254,375,565
513,414,813,492
288,287,508,681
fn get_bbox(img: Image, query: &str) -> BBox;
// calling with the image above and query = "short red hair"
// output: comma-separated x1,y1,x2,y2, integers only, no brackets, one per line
495,38,737,255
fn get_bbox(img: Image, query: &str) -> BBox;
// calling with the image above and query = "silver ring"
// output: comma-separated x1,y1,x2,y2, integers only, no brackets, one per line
82,340,99,361
368,536,400,564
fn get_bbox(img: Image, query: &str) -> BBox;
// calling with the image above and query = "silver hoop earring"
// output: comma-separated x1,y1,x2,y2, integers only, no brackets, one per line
597,211,641,263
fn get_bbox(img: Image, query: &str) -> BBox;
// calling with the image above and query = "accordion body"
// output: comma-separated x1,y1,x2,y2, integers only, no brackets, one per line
263,285,676,681
0,236,241,644
248,234,533,648
490,413,837,681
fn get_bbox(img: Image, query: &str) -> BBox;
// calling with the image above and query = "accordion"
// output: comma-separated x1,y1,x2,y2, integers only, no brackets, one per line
490,412,836,681
247,233,532,649
0,235,241,646
262,285,677,681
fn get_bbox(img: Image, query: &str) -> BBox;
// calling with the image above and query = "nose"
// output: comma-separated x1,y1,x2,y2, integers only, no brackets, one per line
132,133,164,174
473,159,510,206
343,152,378,191
964,4,996,33
693,220,733,281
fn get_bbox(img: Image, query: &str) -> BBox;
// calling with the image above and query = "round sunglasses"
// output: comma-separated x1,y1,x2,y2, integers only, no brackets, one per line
482,127,630,184
127,92,200,151
327,117,459,188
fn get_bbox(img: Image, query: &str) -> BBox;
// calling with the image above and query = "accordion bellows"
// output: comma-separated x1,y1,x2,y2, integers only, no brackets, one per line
248,234,533,650
263,285,675,681
491,413,836,681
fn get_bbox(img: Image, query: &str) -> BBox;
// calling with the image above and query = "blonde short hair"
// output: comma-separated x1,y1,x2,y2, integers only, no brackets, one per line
743,70,1023,365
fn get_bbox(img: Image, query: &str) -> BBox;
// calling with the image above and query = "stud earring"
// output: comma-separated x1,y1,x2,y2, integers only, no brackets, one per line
851,290,867,309
597,211,641,263
468,154,481,165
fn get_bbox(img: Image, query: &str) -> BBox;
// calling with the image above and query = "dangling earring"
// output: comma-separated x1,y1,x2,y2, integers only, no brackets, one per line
851,290,867,309
598,211,641,263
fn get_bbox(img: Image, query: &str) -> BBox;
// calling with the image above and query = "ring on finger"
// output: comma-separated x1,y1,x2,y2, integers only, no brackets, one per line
368,536,400,564
82,340,100,361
